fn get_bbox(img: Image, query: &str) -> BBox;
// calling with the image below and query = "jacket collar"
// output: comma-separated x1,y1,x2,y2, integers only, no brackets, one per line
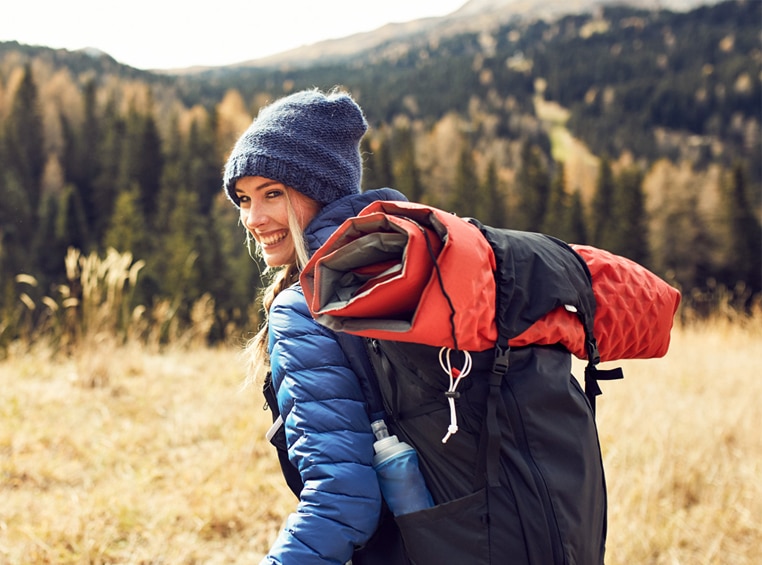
304,188,408,255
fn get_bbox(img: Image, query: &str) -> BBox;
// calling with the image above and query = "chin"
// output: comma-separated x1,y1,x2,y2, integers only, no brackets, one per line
263,253,292,268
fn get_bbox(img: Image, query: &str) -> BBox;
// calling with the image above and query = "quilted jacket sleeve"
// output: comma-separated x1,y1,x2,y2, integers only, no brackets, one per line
261,285,381,565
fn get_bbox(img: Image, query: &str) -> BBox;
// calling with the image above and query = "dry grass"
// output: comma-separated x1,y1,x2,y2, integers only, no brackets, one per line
590,318,762,564
0,344,291,564
1,320,760,564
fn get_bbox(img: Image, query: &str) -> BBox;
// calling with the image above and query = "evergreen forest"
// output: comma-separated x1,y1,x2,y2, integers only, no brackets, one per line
0,0,759,350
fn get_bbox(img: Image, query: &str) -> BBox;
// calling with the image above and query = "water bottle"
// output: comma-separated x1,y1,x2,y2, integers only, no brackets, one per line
371,419,434,516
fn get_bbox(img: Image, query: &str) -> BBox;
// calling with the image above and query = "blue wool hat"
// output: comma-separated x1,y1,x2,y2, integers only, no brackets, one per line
223,89,368,206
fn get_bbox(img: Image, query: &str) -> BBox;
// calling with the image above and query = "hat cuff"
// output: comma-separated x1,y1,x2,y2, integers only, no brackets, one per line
225,154,357,206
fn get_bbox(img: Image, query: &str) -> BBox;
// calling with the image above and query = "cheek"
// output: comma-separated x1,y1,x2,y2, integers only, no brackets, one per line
296,201,321,230
240,208,251,228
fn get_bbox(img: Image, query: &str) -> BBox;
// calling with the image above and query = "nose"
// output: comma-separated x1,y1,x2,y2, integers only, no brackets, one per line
242,204,266,231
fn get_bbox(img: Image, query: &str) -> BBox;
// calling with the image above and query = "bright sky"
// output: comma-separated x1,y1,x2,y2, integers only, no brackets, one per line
1,0,469,70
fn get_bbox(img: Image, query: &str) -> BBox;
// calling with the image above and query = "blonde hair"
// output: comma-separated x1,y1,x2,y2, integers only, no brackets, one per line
244,189,313,386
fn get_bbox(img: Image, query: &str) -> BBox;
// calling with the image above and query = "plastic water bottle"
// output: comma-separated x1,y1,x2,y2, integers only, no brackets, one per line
371,419,434,516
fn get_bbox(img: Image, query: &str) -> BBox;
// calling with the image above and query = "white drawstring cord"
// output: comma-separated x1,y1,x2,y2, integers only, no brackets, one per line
439,347,473,443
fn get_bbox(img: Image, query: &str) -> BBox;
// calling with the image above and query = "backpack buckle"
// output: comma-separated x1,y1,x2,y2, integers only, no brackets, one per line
492,344,510,376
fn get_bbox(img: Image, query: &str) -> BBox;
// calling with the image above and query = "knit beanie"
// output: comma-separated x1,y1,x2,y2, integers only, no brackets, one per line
223,89,368,206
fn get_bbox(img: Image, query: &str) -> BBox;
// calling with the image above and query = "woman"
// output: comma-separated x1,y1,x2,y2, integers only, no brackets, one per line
223,88,409,564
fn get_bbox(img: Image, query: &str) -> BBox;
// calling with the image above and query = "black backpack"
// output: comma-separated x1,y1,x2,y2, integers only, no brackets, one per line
352,222,616,565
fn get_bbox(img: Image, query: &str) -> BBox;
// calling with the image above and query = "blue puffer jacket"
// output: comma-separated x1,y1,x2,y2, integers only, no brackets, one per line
263,188,408,565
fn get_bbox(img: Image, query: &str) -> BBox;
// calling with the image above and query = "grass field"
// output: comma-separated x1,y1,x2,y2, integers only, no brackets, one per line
2,320,760,564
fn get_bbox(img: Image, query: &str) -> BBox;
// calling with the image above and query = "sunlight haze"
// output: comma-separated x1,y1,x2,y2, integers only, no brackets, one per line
1,0,468,70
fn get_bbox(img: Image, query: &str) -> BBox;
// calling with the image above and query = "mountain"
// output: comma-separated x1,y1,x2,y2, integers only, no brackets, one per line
454,0,717,18
224,0,722,70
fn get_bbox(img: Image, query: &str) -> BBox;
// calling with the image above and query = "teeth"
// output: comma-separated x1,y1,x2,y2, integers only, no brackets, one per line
261,232,287,246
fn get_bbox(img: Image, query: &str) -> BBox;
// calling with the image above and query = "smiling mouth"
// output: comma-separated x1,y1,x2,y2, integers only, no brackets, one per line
260,231,288,247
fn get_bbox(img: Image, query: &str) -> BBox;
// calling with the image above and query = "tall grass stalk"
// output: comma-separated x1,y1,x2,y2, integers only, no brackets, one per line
64,247,145,344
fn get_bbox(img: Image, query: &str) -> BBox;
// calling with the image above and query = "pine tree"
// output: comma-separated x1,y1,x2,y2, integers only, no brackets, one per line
186,114,221,214
33,190,65,280
136,110,164,222
481,159,506,227
152,190,209,318
566,190,589,245
727,161,762,296
3,65,45,210
613,166,649,265
392,126,424,202
0,169,35,277
661,190,708,296
61,79,101,239
591,156,616,248
92,97,125,243
541,163,571,241
104,185,149,258
1,65,45,301
119,103,164,224
450,138,479,217
515,141,550,232
54,183,90,255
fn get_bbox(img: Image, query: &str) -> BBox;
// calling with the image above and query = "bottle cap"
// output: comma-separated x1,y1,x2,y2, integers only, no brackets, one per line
373,435,413,466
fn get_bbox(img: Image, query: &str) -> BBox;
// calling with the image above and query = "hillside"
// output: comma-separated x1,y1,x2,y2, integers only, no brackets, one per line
177,0,758,169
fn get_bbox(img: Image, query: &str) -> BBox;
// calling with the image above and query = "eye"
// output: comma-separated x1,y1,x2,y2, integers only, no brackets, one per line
265,188,284,199
237,193,250,204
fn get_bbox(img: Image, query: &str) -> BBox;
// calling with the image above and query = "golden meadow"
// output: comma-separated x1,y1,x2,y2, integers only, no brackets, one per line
1,249,760,564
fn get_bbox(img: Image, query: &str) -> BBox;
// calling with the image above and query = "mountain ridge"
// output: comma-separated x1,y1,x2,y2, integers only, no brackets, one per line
211,0,720,72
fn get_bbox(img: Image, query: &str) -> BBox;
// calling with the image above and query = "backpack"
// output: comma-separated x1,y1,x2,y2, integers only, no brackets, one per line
297,201,681,565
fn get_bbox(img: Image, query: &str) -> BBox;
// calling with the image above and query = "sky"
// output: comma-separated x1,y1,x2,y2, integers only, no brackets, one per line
1,0,469,70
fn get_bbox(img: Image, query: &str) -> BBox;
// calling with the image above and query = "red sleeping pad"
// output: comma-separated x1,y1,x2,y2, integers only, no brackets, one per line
301,201,680,361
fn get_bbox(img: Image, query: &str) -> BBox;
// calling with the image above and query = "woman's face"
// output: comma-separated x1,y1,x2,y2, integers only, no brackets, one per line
235,176,321,267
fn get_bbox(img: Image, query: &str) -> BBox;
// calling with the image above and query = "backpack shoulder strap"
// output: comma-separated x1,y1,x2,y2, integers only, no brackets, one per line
334,331,387,422
262,371,304,497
